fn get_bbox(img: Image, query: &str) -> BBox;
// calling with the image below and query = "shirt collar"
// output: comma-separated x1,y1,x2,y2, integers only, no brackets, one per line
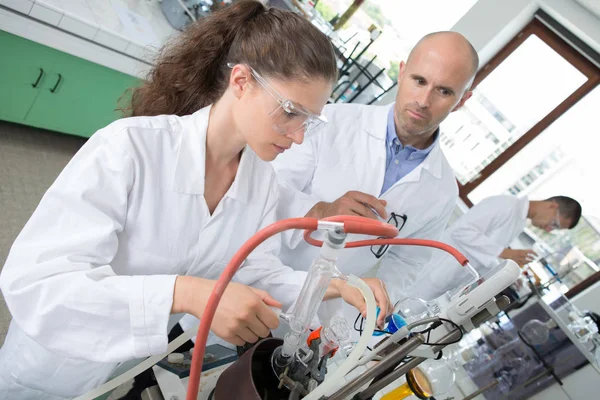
386,106,398,146
173,105,251,203
386,106,439,157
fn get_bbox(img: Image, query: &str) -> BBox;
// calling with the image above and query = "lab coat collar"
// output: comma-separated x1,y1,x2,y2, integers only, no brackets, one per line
172,105,252,203
365,103,444,181
420,141,444,180
364,103,392,141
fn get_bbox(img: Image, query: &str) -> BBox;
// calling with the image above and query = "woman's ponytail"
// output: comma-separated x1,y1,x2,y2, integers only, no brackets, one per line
127,1,337,117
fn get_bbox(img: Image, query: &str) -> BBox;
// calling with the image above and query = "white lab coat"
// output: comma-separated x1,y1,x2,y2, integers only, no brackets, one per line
0,106,306,399
271,103,458,302
412,195,529,300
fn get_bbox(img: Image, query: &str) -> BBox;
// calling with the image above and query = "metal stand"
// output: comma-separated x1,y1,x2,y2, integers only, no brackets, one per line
326,329,462,400
354,330,463,400
326,334,426,400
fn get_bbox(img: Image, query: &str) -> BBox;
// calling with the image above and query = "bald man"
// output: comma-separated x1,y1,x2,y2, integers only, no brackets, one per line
272,32,479,303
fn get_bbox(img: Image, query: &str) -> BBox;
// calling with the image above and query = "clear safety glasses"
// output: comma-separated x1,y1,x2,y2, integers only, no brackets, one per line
227,63,328,135
548,211,562,231
371,213,408,259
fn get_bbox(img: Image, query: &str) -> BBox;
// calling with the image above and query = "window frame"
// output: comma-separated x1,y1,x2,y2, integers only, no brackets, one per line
454,17,600,297
458,18,600,206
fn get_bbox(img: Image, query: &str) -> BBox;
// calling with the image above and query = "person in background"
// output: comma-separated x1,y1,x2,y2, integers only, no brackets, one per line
0,2,390,399
272,31,480,302
411,195,582,300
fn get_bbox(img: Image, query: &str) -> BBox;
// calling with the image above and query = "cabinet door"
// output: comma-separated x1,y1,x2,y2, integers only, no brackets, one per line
25,51,140,138
0,30,57,123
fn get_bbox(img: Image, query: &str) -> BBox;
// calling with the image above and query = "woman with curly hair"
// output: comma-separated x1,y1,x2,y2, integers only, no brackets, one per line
0,1,390,398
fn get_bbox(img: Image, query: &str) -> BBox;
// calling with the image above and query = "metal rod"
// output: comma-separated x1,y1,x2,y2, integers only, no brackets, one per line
522,368,559,389
430,328,463,353
471,296,510,326
335,54,379,102
339,42,361,75
518,330,563,385
347,69,385,103
463,379,499,400
357,329,463,400
333,70,359,102
351,39,375,67
358,356,425,400
368,82,397,105
327,334,425,400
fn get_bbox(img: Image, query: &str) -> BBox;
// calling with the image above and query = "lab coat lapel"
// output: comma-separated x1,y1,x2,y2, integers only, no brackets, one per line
363,104,392,144
363,104,393,193
172,106,211,195
397,141,444,185
223,146,253,204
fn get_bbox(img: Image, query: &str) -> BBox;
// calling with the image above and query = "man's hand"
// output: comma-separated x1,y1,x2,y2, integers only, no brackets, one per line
500,248,537,267
306,191,387,220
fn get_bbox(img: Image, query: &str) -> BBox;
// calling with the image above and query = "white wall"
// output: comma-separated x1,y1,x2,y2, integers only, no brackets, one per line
451,0,537,65
379,0,600,105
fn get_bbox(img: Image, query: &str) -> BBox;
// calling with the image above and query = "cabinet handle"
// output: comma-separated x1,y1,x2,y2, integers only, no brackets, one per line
31,68,44,88
50,73,62,93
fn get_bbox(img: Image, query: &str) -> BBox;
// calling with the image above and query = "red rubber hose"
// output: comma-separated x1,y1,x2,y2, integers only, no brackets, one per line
186,218,318,400
303,215,468,266
185,216,469,400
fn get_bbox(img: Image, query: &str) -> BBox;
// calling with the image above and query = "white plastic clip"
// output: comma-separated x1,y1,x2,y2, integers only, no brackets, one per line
317,221,345,231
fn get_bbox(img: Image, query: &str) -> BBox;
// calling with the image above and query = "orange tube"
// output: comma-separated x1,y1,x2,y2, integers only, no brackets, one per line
345,238,469,265
186,216,469,400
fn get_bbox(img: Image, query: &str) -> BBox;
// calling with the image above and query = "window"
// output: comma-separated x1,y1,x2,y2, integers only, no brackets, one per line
485,132,500,145
445,16,600,295
473,86,600,295
440,19,595,188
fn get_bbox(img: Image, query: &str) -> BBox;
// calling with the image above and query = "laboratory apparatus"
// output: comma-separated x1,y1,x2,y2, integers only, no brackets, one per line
521,318,556,346
379,358,455,400
74,215,520,400
565,306,600,365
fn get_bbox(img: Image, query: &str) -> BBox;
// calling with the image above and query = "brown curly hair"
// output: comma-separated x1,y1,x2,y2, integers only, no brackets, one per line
125,0,337,117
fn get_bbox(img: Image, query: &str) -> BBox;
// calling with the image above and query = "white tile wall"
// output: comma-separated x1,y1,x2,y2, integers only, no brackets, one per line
1,0,178,63
125,41,155,63
30,2,63,26
59,14,98,40
94,29,129,52
60,0,97,25
0,0,34,14
36,0,64,14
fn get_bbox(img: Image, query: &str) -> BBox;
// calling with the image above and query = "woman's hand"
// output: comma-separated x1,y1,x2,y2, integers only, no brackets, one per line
172,276,281,346
326,278,392,328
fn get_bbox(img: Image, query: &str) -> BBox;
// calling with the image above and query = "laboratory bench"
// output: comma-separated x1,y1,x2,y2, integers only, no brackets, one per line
476,290,600,400
0,0,178,138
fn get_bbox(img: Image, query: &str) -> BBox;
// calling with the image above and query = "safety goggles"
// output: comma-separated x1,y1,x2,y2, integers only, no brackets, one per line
548,211,562,231
227,63,328,135
371,212,408,259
